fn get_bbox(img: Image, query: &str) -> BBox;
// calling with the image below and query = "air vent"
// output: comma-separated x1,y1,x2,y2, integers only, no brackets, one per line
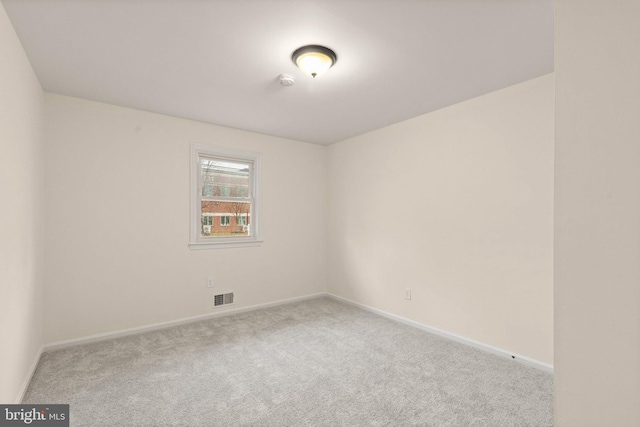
213,292,234,307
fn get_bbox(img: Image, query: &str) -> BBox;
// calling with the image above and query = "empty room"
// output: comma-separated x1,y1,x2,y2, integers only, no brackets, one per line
1,1,639,426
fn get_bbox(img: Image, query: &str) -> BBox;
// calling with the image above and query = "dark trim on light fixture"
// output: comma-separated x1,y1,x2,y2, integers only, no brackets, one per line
291,45,338,78
292,45,338,65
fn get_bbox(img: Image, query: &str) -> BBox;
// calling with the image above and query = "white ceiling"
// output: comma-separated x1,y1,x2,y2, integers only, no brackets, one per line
2,0,554,145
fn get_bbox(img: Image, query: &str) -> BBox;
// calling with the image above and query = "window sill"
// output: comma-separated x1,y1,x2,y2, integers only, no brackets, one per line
189,240,263,250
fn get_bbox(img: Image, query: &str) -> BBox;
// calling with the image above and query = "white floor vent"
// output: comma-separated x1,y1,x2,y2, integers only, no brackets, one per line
214,292,234,307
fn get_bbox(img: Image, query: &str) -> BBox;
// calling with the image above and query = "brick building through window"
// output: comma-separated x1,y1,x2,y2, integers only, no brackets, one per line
201,200,250,235
200,161,251,237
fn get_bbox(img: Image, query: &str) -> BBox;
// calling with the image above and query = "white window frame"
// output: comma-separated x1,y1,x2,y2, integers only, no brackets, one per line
190,144,262,249
220,215,230,226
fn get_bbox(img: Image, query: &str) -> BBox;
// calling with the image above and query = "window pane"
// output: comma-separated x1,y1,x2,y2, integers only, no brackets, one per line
201,215,213,235
201,201,250,237
200,158,250,199
202,185,214,197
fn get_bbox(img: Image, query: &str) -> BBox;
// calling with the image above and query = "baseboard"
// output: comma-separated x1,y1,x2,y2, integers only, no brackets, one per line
326,293,554,374
16,345,43,403
44,293,326,352
42,291,553,374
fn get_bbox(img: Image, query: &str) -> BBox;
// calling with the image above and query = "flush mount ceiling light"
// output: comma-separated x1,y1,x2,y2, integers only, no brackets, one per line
292,45,337,78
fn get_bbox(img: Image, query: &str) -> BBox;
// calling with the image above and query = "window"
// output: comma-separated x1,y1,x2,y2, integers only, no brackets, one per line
190,144,261,249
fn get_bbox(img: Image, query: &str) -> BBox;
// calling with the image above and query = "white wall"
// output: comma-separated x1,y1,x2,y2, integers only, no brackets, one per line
555,1,640,425
43,94,327,343
328,74,554,364
0,3,45,403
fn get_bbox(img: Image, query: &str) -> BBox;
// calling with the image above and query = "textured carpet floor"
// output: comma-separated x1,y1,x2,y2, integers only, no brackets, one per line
24,297,552,426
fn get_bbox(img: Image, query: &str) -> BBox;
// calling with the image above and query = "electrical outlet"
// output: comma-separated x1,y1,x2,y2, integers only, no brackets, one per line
404,288,411,300
206,277,214,288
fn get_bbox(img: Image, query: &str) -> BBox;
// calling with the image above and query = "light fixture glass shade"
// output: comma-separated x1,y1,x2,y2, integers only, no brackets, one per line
292,45,337,78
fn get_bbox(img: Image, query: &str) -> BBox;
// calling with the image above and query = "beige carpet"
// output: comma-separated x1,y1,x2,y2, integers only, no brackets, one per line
24,297,552,426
